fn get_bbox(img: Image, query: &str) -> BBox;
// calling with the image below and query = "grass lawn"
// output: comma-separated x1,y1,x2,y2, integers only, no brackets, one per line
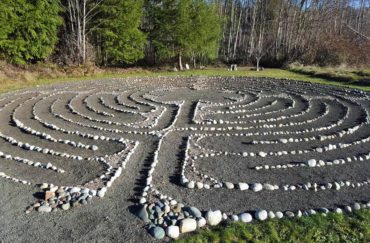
177,210,370,243
1,67,370,94
288,66,370,88
0,67,369,242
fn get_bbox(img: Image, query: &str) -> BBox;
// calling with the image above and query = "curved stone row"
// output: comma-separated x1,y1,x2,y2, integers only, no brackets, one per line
136,80,369,239
83,94,115,117
0,89,141,213
179,92,370,197
0,76,369,240
180,134,370,189
67,92,166,129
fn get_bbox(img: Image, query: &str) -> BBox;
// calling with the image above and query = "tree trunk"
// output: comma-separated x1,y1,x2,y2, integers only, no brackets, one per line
232,8,242,60
256,57,261,71
178,53,183,70
82,0,87,64
192,53,196,69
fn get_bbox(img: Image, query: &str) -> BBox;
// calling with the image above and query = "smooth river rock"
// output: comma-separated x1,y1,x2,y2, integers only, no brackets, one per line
255,209,268,221
38,205,52,213
166,225,180,239
179,218,197,233
149,226,165,239
239,213,252,223
205,210,222,226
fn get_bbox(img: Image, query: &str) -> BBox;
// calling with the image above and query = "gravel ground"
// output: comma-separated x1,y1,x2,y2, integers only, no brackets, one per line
0,76,369,242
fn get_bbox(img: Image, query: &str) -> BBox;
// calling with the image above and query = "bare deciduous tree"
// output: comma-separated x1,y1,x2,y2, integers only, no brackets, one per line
62,0,103,64
214,0,370,66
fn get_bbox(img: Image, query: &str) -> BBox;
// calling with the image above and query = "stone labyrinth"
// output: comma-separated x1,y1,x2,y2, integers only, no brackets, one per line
0,76,369,239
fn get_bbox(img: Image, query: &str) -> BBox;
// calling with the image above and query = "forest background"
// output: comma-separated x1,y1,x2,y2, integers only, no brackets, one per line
0,0,369,74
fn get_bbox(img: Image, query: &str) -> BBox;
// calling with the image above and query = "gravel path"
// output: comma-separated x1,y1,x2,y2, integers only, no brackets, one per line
0,76,369,242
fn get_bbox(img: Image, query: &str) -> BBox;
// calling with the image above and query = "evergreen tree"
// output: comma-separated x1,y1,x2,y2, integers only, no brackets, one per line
92,0,146,65
190,0,221,67
0,0,62,65
147,0,221,69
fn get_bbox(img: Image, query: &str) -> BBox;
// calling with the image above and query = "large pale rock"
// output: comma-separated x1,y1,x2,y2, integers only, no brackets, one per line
306,159,317,167
38,205,52,213
238,183,249,191
205,210,222,226
197,217,206,228
239,213,252,223
149,226,165,239
166,226,180,239
184,207,202,218
251,183,263,192
179,218,197,233
255,209,268,221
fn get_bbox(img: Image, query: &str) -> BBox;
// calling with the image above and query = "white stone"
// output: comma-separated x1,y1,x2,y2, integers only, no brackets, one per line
255,210,268,221
197,217,206,228
334,208,343,214
40,183,49,189
180,177,189,185
263,183,275,191
70,187,81,193
187,181,195,189
179,218,197,233
251,183,263,192
239,213,252,223
231,215,239,221
97,187,107,197
139,197,146,204
38,205,52,213
196,182,204,189
238,183,249,191
279,138,288,144
224,182,234,189
205,210,222,226
306,159,317,167
275,211,284,218
258,152,267,157
166,226,180,239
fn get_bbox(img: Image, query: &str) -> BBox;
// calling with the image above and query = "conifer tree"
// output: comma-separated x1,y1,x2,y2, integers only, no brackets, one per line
0,0,62,65
190,0,221,67
92,0,146,65
147,0,221,69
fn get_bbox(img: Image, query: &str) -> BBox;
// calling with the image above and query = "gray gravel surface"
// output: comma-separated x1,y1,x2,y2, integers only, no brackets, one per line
0,76,369,242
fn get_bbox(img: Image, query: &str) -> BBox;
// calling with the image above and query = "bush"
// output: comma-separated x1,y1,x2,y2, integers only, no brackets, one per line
315,48,347,67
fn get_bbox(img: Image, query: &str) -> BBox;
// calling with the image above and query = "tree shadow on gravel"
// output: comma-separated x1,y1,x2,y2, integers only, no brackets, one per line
187,101,198,124
131,151,156,202
169,136,188,186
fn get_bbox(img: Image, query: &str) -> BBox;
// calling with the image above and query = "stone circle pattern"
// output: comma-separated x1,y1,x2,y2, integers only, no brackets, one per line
0,76,369,239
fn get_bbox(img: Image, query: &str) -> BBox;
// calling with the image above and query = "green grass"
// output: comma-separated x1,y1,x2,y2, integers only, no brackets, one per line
1,67,369,94
177,210,370,243
288,66,370,88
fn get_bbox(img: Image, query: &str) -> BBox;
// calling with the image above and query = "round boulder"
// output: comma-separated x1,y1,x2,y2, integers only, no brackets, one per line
255,209,268,221
166,225,180,239
205,210,222,226
179,218,197,233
